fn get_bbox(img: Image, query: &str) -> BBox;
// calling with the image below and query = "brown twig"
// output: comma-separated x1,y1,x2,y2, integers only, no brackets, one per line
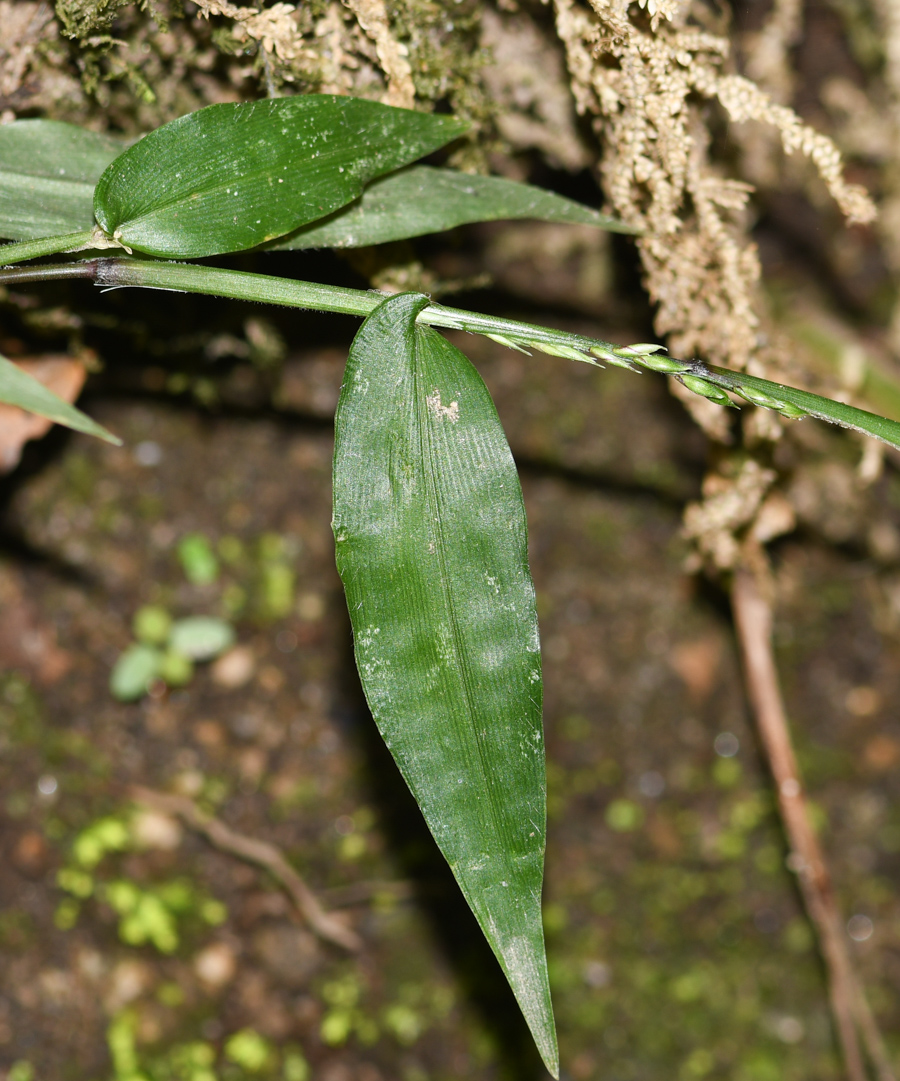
732,568,895,1081
129,785,362,953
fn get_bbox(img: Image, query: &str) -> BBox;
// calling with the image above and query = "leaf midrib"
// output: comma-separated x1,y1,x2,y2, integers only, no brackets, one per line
412,328,509,859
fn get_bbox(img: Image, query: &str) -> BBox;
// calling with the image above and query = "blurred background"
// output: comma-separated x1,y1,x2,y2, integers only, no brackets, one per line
1,1,899,1078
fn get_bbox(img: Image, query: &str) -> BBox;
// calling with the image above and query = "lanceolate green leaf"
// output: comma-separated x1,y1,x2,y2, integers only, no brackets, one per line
333,292,557,1077
93,97,468,259
0,353,120,444
0,120,124,241
270,164,638,249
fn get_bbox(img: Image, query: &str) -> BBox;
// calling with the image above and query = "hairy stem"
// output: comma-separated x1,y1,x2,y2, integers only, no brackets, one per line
91,257,622,355
732,569,895,1081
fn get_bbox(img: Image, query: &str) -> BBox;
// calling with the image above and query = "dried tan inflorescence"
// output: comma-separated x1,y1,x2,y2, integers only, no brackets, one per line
552,0,874,430
681,457,797,573
551,0,875,566
190,0,413,105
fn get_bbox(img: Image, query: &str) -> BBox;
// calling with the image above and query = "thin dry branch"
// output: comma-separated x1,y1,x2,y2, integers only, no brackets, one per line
732,569,895,1081
129,785,362,953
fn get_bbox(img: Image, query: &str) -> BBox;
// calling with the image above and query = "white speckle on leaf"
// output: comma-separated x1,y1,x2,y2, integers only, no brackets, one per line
357,626,381,647
426,390,459,422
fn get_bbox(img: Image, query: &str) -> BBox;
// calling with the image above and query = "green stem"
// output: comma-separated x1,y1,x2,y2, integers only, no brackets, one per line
106,257,386,318
90,258,614,357
3,256,900,451
0,258,615,356
0,229,99,266
701,364,900,451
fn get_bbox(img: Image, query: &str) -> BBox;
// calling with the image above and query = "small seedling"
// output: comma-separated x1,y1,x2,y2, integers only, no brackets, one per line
110,607,235,701
109,531,241,701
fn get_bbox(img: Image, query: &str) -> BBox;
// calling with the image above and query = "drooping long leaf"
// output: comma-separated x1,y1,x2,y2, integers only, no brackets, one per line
0,353,119,444
93,97,468,259
0,120,124,240
333,291,557,1077
269,163,638,249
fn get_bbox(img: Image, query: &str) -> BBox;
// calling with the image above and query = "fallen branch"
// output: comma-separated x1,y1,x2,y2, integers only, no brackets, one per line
129,785,362,952
732,568,895,1081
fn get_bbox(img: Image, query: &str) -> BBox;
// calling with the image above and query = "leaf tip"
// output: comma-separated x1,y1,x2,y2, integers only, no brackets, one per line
491,923,558,1079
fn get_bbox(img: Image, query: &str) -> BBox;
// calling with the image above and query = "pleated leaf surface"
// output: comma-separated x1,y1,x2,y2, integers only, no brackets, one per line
93,97,467,258
332,292,557,1077
270,163,637,249
0,120,123,240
